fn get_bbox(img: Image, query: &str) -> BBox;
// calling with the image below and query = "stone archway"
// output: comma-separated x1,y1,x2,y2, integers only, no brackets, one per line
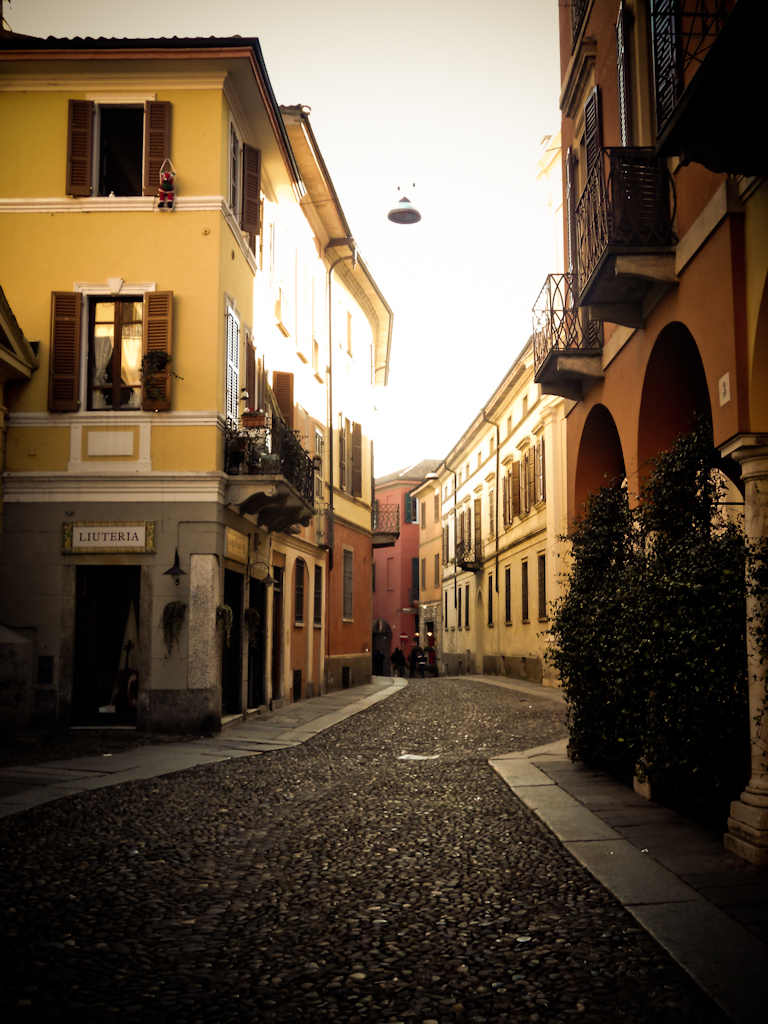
574,404,625,513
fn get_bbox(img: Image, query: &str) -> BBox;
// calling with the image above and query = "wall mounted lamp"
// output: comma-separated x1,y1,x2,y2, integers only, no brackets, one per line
163,549,187,586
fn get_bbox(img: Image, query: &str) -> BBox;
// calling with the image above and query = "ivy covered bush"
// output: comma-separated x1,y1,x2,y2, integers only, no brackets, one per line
547,419,751,823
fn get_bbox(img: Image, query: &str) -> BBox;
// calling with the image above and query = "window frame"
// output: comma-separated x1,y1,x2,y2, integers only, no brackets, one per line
342,548,354,621
294,559,305,626
313,564,323,627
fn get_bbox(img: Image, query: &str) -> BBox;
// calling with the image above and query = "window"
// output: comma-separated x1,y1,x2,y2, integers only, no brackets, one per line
228,121,262,239
294,560,305,625
315,429,324,455
488,489,495,538
538,554,547,620
342,549,353,619
488,573,493,626
616,0,633,146
226,306,240,428
522,393,529,418
48,290,174,413
505,566,512,622
444,589,449,627
521,561,529,622
411,557,419,597
313,565,323,626
66,99,170,198
420,557,426,591
458,586,462,628
465,462,470,480
465,583,470,629
477,452,481,469
405,492,419,524
507,415,512,437
535,436,546,503
434,553,440,587
88,298,143,410
420,501,426,530
434,493,440,522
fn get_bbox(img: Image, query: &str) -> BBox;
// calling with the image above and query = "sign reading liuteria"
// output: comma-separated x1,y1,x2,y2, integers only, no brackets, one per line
63,521,156,554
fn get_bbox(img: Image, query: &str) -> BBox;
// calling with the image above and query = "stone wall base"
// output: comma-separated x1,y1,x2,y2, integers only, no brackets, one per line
324,654,371,693
145,688,221,736
724,796,768,865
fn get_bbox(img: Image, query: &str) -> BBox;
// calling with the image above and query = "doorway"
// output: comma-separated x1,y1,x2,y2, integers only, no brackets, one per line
221,569,243,716
270,566,284,703
247,578,267,708
73,565,141,726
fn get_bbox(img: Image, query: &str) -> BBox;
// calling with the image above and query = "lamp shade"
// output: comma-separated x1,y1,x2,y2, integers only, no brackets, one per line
387,196,421,224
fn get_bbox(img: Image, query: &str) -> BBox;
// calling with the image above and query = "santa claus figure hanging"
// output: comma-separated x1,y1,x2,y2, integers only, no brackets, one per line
157,158,176,210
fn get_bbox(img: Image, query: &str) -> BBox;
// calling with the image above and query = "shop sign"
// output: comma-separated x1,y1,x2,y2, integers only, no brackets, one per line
63,521,156,554
225,527,249,565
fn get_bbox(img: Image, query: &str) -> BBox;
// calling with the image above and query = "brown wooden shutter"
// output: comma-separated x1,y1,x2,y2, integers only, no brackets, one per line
527,447,536,510
540,438,546,502
584,86,602,177
351,421,363,497
66,100,93,197
245,338,256,411
512,461,520,517
48,292,82,411
273,370,294,429
502,474,508,526
142,291,173,411
474,497,482,552
344,417,351,491
616,0,632,147
143,101,171,196
466,507,471,551
533,443,540,503
241,144,262,234
565,147,577,280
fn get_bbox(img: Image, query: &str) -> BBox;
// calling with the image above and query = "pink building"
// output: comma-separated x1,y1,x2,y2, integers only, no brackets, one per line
372,461,440,675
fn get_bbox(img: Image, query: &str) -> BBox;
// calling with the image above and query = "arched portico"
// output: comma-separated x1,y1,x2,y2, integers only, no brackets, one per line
637,322,711,478
574,404,625,513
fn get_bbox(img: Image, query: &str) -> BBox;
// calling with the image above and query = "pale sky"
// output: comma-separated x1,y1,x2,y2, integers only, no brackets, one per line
4,0,562,475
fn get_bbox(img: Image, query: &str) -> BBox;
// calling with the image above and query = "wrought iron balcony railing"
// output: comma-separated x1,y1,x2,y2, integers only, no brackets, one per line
224,416,315,508
456,540,482,571
576,148,676,299
533,273,603,375
570,0,590,46
372,501,400,535
651,0,731,140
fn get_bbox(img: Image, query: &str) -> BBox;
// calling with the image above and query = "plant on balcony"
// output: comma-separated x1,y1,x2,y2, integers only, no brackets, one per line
216,603,233,648
160,600,186,655
140,351,183,402
244,606,261,649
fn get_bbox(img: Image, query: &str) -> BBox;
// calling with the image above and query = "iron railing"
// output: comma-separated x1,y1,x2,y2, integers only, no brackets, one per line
225,416,315,508
456,540,481,570
372,501,400,535
651,0,732,138
533,273,603,374
576,147,676,297
571,0,590,46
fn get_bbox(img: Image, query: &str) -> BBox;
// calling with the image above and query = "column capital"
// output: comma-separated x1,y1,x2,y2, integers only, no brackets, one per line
719,433,768,468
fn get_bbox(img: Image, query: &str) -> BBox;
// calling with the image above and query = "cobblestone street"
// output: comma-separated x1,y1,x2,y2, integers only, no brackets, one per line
1,680,731,1023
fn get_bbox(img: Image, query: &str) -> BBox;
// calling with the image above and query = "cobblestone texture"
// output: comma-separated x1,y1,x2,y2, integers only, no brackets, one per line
0,680,730,1023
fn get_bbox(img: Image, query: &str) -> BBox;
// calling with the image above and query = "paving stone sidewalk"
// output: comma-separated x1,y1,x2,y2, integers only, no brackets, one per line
1,676,766,1023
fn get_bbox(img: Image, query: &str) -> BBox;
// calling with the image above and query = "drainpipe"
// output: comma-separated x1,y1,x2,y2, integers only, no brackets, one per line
480,407,501,660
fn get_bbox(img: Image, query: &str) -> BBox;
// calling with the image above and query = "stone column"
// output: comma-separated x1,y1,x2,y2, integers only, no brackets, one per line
722,435,768,864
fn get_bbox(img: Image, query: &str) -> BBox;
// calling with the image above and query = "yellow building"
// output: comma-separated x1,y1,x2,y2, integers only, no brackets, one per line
0,33,391,732
433,347,567,684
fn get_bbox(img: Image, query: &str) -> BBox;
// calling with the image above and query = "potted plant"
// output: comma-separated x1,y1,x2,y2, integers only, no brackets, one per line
242,409,267,429
140,351,183,406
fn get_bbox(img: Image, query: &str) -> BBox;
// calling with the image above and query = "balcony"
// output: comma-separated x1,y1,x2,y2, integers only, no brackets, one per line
533,273,603,401
372,501,400,548
224,417,315,532
652,0,767,176
456,540,482,572
576,148,677,328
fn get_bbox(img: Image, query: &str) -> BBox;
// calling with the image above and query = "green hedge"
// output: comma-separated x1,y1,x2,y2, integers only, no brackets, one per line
547,420,751,822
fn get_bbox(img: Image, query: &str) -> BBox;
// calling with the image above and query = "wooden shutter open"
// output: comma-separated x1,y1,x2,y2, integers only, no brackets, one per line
245,337,256,411
241,144,262,234
534,443,540,503
344,417,351,490
512,461,520,517
142,291,173,411
273,370,294,429
351,421,363,497
527,447,536,510
143,101,171,196
66,100,93,197
474,497,482,552
539,438,546,502
565,147,577,279
583,86,602,177
616,0,632,147
48,292,82,411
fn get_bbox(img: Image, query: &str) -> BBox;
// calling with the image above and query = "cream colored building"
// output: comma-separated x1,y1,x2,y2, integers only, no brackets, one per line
434,344,567,685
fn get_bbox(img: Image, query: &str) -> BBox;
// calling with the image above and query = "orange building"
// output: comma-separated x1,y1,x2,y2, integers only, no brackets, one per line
535,0,768,861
